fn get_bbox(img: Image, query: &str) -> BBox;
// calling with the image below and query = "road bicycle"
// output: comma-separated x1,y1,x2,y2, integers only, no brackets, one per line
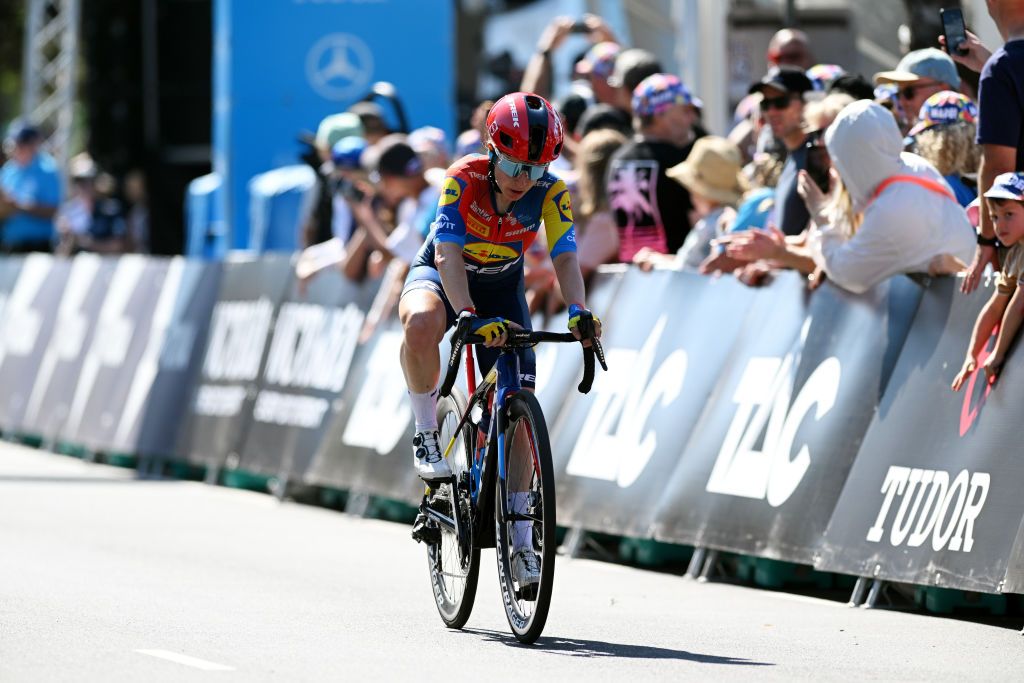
412,316,605,643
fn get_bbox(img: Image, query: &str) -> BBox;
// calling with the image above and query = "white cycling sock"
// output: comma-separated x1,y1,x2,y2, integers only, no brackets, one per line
409,389,438,431
511,492,532,551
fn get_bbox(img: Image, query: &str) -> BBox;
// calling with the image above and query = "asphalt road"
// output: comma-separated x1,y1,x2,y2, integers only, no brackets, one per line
1,443,1022,681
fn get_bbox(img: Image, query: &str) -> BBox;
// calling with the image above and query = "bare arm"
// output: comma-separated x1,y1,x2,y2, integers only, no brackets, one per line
520,17,574,99
951,289,1009,391
984,286,1024,381
552,250,587,309
964,144,1016,293
434,241,474,313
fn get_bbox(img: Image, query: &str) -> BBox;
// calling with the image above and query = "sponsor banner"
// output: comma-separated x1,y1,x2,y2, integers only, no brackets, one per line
237,268,376,479
76,258,221,456
176,255,293,468
0,254,68,432
653,276,923,563
57,256,166,450
1003,518,1024,593
306,311,419,502
18,255,117,441
551,267,759,537
816,277,1024,593
533,268,624,429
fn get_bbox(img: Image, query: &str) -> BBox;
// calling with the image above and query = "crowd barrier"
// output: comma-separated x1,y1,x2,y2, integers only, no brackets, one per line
0,253,1021,595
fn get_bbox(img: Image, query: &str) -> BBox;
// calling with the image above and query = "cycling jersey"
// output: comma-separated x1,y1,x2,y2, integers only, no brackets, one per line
411,155,578,282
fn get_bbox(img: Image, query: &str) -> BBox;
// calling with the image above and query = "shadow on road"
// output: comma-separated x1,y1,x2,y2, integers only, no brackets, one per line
460,628,774,665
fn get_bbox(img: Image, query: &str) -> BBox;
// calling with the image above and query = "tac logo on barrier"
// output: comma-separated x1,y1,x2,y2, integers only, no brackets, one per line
866,466,989,553
565,316,686,488
0,256,47,364
341,331,411,455
305,33,374,101
705,337,841,507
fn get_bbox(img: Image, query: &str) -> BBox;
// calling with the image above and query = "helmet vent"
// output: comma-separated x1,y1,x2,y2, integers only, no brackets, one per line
524,95,543,110
528,125,545,162
498,131,515,149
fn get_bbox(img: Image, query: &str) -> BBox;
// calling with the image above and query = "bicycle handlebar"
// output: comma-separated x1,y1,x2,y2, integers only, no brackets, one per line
439,322,607,398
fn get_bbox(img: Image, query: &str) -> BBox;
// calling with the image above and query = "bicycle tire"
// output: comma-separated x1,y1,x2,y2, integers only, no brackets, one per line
426,388,480,629
494,391,556,644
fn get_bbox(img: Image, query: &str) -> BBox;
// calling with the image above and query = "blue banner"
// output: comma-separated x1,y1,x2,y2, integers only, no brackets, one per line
214,0,456,250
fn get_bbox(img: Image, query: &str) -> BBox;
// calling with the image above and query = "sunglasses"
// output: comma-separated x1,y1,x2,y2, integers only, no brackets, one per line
761,94,793,111
493,150,548,181
897,81,941,100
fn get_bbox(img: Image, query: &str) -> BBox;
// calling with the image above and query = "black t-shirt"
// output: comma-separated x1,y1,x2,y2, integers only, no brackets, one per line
606,137,693,260
773,142,810,236
978,39,1024,170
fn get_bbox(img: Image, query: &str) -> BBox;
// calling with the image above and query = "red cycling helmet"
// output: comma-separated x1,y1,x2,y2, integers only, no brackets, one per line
485,92,563,164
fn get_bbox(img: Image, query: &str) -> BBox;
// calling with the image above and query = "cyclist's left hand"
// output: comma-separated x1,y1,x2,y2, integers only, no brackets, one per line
568,304,602,347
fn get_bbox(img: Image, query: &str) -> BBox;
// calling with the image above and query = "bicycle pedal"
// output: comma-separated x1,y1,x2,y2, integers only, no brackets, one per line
410,513,441,545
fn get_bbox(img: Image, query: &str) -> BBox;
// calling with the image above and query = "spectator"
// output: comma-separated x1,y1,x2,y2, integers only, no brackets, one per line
908,91,979,207
951,172,1024,389
328,135,369,244
574,128,628,278
944,2,1024,293
803,100,974,294
575,102,632,140
0,123,60,253
607,48,662,113
576,41,622,107
57,168,127,255
766,28,814,70
607,73,698,262
348,101,391,145
828,73,877,101
749,66,815,236
874,48,961,131
520,14,618,102
806,64,846,93
123,169,150,253
634,136,745,271
408,126,450,170
300,112,364,248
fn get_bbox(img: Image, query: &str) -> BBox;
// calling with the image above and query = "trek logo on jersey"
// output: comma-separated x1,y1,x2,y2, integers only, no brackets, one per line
440,177,462,206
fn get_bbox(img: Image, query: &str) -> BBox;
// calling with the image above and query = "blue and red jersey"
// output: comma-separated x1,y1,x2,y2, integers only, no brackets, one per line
412,155,577,282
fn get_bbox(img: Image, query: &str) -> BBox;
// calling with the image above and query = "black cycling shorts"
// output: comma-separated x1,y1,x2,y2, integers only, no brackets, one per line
402,265,536,389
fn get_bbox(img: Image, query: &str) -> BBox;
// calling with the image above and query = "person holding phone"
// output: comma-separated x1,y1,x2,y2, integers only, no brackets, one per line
943,1,1024,294
519,13,619,104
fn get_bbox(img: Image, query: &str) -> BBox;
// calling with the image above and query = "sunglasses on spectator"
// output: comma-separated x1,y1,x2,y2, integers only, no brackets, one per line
897,80,942,100
493,150,548,181
761,94,794,111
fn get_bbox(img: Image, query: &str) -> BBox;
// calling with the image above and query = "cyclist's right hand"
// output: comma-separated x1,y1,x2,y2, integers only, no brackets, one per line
457,309,511,348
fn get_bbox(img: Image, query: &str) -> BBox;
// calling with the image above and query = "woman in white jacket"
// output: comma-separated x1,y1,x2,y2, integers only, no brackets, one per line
803,99,975,294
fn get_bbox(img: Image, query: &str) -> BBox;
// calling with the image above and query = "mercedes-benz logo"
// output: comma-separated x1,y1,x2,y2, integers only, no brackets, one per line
305,33,374,101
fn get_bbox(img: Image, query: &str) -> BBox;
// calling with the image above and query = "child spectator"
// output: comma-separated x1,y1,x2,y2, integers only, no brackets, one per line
952,172,1024,389
908,91,979,207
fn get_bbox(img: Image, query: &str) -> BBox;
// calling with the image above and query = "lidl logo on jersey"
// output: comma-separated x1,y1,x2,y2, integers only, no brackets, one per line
464,241,518,264
440,177,462,206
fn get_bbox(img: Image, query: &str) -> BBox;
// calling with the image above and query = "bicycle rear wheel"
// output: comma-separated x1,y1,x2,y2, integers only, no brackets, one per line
494,391,556,644
426,388,479,628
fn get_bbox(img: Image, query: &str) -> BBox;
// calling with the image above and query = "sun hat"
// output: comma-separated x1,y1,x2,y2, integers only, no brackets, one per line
666,136,744,205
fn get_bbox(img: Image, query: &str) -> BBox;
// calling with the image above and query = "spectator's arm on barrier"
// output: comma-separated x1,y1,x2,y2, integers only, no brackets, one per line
952,287,1010,391
723,226,817,275
807,214,896,295
983,285,1024,383
965,145,1016,293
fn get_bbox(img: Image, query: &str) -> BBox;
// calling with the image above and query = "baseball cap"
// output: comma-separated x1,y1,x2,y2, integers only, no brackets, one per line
315,113,364,150
608,48,662,91
331,136,368,170
874,48,961,88
806,64,846,92
365,135,423,180
4,120,42,146
908,91,978,137
984,172,1024,201
577,42,621,81
749,66,814,97
631,74,697,117
348,101,386,121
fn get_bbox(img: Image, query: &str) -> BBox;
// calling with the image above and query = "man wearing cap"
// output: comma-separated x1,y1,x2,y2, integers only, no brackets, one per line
0,124,60,253
750,66,815,236
348,101,391,145
520,14,619,103
606,73,698,262
874,48,962,131
608,48,663,113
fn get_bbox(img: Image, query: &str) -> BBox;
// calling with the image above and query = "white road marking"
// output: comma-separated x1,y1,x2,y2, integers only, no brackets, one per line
134,649,235,671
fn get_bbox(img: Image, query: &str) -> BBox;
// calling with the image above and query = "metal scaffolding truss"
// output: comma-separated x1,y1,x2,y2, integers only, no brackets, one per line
21,0,81,169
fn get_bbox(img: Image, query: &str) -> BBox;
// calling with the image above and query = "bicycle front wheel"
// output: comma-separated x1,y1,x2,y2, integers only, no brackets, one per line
426,388,479,629
494,391,556,644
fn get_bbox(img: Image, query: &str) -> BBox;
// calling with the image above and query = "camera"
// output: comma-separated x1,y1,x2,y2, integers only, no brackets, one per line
337,177,366,203
570,19,591,34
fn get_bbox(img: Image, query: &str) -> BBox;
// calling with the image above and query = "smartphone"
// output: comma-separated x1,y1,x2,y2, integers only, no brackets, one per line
570,19,591,34
804,133,831,193
941,7,968,56
337,177,366,203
